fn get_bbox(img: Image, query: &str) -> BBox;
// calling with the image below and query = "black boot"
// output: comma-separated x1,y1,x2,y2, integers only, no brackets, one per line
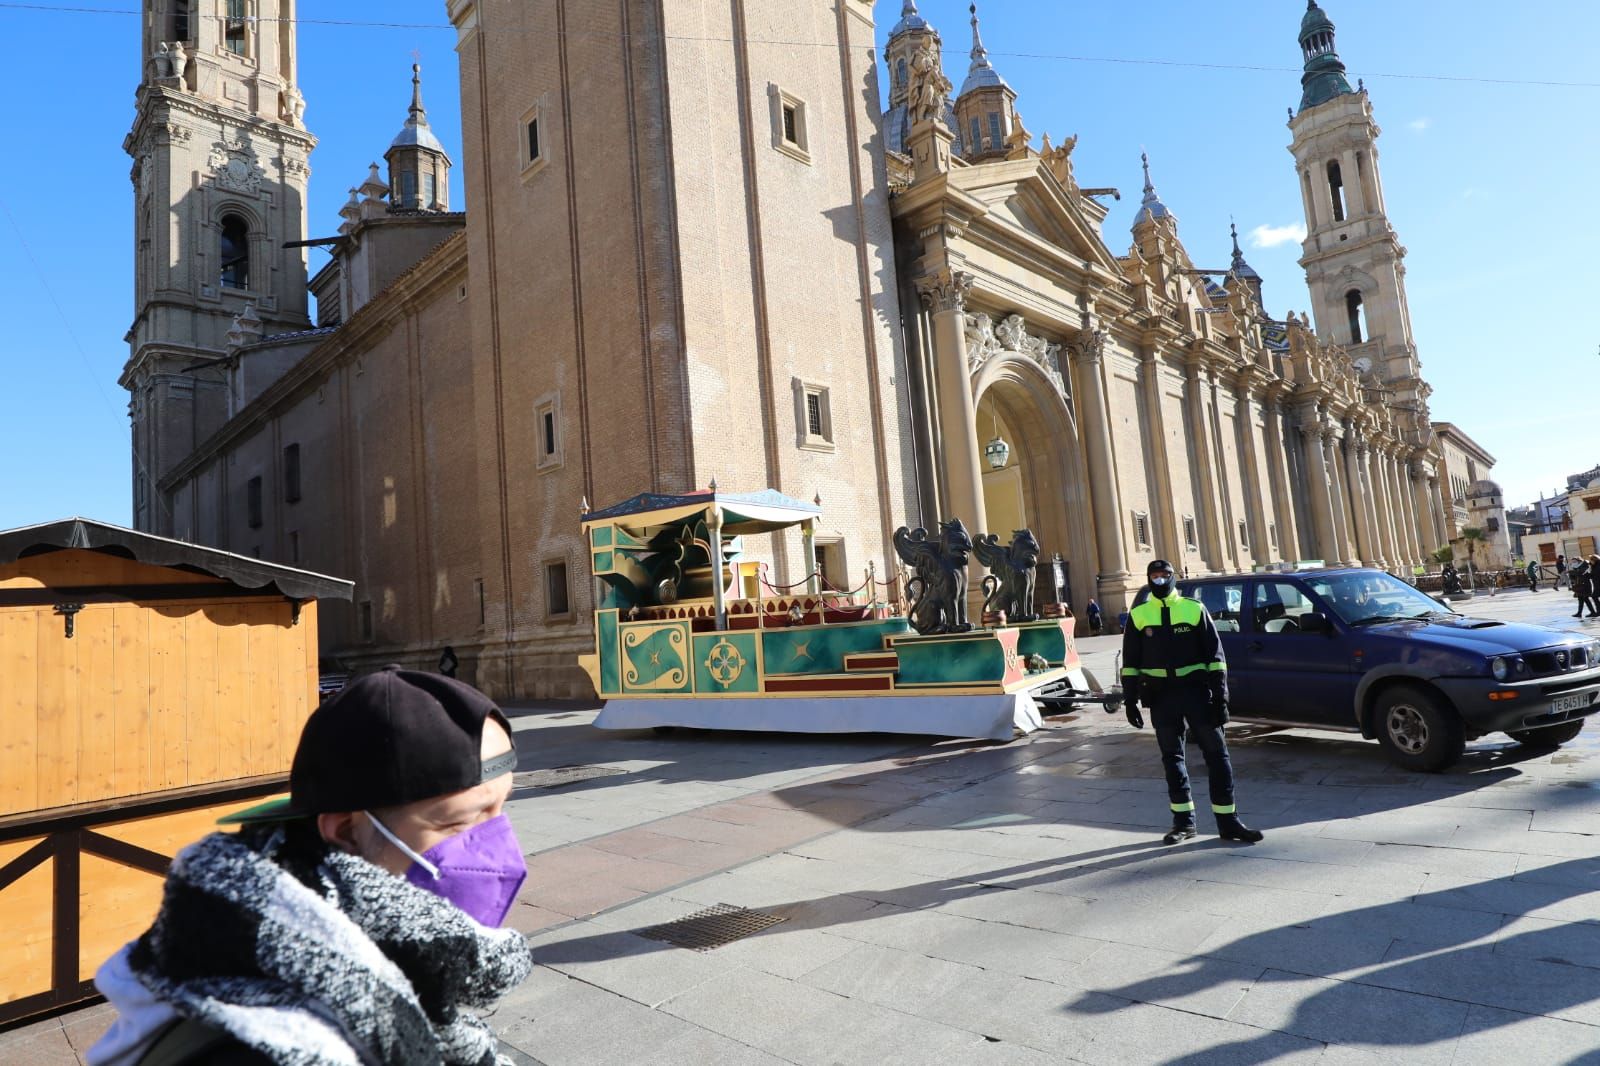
1217,813,1264,843
1163,817,1197,845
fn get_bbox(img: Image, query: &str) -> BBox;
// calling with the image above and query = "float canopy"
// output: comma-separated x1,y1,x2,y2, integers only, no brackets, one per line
581,488,820,536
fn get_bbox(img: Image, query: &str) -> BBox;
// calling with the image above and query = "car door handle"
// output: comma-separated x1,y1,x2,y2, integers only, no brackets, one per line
1248,641,1264,652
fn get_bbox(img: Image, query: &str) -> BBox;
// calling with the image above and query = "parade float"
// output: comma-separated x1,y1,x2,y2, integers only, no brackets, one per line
576,487,1112,740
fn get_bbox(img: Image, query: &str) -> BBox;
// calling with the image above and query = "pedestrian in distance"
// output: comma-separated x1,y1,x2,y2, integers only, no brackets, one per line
89,667,534,1066
1527,559,1540,593
1118,559,1263,846
1572,560,1597,619
1086,598,1103,636
1556,554,1569,591
1588,555,1600,617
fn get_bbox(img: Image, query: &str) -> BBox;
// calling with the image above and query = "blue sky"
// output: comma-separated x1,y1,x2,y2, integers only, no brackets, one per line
0,1,1591,531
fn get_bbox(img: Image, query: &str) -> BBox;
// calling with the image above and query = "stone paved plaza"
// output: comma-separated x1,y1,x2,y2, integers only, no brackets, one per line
8,588,1600,1064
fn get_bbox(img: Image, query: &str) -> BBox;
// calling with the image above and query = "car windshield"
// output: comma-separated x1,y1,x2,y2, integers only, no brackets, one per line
1306,572,1453,627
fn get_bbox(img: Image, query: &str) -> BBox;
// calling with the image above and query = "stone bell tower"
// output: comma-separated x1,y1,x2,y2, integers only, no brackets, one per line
1287,1,1424,410
123,0,314,533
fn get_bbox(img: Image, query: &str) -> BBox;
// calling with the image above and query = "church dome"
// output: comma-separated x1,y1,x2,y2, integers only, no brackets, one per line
390,64,448,156
957,3,1009,97
888,0,930,38
1131,153,1175,229
1300,1,1335,43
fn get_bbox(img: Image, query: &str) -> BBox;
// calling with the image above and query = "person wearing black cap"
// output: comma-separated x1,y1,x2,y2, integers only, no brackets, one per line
88,667,534,1066
1120,560,1263,846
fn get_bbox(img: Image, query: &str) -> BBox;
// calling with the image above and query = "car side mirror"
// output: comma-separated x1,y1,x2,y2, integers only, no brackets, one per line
1299,611,1333,635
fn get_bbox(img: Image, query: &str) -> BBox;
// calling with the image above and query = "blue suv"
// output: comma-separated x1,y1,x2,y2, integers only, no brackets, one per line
1176,568,1600,771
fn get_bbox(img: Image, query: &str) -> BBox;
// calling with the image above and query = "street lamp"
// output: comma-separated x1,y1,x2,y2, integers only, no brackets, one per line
984,408,1010,471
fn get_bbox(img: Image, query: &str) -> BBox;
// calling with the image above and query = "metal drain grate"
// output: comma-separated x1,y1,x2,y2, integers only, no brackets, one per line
513,765,626,790
637,904,788,951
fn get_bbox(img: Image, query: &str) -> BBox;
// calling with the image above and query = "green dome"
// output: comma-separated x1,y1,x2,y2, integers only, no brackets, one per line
1300,1,1334,42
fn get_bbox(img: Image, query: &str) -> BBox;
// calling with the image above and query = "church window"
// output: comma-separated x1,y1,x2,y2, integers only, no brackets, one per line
288,530,300,563
988,112,1003,150
225,0,247,56
1269,522,1279,550
358,600,374,642
246,475,263,529
1238,519,1250,551
1345,289,1367,345
1132,511,1151,549
422,171,436,208
795,380,833,449
896,58,907,89
219,214,249,290
173,0,190,42
535,392,562,470
1327,160,1347,222
398,170,417,207
474,578,486,626
520,99,550,179
284,443,301,503
770,86,810,163
969,117,982,151
545,560,571,619
1183,515,1199,551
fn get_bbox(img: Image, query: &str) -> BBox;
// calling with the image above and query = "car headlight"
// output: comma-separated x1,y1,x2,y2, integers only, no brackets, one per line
1490,656,1510,681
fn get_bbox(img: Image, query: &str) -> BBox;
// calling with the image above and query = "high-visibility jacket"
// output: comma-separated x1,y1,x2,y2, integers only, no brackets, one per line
1120,592,1227,703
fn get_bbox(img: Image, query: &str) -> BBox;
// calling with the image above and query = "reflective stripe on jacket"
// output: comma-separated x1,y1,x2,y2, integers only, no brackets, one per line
1119,592,1227,702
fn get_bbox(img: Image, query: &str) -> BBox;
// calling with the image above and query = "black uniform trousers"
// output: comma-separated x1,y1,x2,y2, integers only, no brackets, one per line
1149,685,1235,817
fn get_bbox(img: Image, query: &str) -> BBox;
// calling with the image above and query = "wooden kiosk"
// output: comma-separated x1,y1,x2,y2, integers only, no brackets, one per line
0,519,352,1024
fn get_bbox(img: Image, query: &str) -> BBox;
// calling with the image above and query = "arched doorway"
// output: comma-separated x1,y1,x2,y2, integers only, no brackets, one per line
972,355,1100,618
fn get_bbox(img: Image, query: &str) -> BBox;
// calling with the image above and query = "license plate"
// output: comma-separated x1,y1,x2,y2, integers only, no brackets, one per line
1553,691,1596,715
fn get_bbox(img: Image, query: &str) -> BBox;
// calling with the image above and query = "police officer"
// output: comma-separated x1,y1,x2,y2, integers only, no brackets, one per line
1119,559,1263,845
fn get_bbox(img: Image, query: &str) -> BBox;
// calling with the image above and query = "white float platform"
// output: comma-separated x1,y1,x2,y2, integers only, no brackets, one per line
595,691,1048,742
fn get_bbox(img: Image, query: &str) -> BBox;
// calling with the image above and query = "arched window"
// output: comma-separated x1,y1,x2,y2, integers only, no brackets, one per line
219,214,250,290
1345,289,1367,345
1327,160,1346,222
896,58,907,89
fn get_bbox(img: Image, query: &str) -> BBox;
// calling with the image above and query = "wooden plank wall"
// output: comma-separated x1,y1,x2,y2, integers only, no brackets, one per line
0,588,319,819
0,794,286,1003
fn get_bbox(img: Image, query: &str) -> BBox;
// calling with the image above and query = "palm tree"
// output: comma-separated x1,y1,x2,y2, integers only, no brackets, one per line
1460,527,1485,594
1430,545,1454,566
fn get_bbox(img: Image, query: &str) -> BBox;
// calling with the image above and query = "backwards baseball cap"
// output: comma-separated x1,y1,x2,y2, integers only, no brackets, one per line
1148,559,1174,576
221,665,515,825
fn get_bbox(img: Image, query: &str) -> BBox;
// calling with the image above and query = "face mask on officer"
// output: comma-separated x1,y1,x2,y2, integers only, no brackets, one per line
1149,572,1174,598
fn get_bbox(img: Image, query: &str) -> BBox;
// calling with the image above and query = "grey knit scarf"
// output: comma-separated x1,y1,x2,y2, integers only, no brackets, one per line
125,823,533,1066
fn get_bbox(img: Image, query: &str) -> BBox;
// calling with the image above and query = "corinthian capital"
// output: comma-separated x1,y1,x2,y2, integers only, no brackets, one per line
915,269,973,313
1074,326,1111,365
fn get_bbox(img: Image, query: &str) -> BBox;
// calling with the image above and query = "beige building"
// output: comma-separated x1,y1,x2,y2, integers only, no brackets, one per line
1433,422,1509,565
124,0,1485,700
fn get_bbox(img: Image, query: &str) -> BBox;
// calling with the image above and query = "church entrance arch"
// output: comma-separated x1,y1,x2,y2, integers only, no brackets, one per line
971,354,1099,618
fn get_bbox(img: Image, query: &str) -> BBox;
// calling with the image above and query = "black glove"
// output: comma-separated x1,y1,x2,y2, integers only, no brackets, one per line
1124,700,1144,729
1207,676,1229,727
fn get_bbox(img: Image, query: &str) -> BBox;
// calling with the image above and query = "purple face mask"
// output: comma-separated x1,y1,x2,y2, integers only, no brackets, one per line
368,812,528,927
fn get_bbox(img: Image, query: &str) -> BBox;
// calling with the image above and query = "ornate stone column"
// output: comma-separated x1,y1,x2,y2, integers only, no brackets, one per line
1236,381,1271,567
1138,345,1182,562
1261,389,1301,561
1184,358,1225,572
915,269,987,538
1298,414,1339,564
1074,325,1130,585
1323,426,1355,565
1428,473,1450,553
1411,460,1440,560
1386,448,1420,567
1366,444,1396,570
1343,428,1377,568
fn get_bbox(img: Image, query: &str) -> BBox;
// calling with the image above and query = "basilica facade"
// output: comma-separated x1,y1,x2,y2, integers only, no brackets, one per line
123,0,1476,699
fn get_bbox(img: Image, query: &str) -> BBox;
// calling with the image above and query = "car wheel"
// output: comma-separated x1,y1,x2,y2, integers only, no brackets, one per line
1506,719,1586,748
1373,683,1465,772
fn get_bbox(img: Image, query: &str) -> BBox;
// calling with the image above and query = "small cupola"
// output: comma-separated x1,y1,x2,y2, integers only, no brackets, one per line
1228,220,1264,303
384,63,452,212
1131,152,1175,230
1297,1,1355,112
882,1,947,155
952,3,1017,161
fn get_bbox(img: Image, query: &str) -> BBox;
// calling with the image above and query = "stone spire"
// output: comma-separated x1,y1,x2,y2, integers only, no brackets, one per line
1229,220,1264,302
1132,152,1174,229
889,0,930,37
1298,1,1355,112
385,62,453,211
959,3,1007,96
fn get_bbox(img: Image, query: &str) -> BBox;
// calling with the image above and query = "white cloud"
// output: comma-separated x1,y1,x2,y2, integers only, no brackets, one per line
1408,117,1431,132
1248,223,1307,249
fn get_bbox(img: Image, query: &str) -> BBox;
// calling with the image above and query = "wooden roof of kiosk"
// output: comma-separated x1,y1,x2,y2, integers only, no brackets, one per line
0,518,352,1023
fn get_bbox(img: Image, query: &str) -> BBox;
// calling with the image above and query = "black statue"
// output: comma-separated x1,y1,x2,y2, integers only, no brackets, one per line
893,520,975,635
974,529,1041,623
1441,562,1463,596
